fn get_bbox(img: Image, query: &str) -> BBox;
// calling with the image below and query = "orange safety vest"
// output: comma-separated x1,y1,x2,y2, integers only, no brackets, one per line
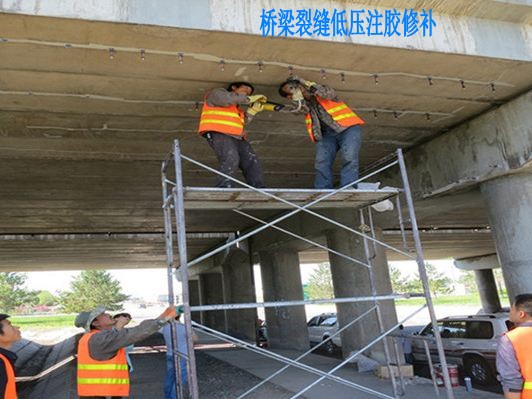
77,331,130,397
0,353,17,399
198,99,245,138
506,326,532,399
305,96,365,142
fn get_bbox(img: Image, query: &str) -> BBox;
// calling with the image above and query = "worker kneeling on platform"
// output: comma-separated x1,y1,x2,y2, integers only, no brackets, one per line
279,77,364,189
198,81,267,188
75,305,177,399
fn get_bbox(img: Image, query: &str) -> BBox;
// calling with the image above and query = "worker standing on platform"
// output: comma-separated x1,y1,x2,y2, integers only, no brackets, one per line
278,77,364,189
198,81,267,188
497,293,532,399
75,305,177,399
0,314,21,399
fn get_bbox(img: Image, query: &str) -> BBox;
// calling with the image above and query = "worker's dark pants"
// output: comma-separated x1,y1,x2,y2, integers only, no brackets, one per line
203,132,264,188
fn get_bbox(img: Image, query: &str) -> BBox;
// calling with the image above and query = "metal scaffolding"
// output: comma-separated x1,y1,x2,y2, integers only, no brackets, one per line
161,139,455,399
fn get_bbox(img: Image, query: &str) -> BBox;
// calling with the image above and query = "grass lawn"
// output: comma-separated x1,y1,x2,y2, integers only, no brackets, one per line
396,293,509,307
10,314,76,329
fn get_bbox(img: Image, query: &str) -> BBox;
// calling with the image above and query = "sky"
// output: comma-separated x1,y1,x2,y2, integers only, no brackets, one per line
24,259,457,302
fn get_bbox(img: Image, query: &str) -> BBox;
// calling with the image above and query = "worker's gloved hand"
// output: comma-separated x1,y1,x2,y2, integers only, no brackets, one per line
291,88,304,102
159,305,177,321
246,102,264,116
299,78,317,88
247,94,267,104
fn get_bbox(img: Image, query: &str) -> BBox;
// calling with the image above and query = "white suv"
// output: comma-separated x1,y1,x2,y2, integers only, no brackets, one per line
412,313,511,385
307,313,341,355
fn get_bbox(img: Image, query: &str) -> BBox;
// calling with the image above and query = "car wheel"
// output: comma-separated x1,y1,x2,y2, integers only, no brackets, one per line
322,337,336,355
463,355,495,386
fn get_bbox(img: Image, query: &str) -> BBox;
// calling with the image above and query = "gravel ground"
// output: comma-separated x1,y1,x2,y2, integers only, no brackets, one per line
196,350,295,398
19,350,296,399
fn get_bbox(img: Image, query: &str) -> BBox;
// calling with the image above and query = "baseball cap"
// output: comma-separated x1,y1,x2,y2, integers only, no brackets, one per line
74,305,106,332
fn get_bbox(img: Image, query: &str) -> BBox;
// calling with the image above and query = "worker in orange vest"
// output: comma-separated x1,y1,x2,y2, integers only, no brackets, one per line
278,77,364,189
0,314,21,399
497,294,532,399
75,305,177,398
198,81,268,188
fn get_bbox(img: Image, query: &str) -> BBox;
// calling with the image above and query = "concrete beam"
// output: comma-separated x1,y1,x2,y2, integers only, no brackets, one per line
259,249,309,351
394,90,532,199
221,248,257,341
198,272,226,332
189,279,202,324
1,0,530,61
454,254,499,270
474,269,503,313
480,172,532,300
326,212,398,363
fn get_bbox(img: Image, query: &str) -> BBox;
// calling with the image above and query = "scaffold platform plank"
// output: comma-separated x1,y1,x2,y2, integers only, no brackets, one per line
183,187,399,210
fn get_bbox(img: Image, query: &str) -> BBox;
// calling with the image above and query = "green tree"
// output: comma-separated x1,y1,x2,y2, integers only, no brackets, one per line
402,263,453,297
37,290,59,306
493,268,508,299
59,270,129,313
307,264,334,299
458,270,477,294
389,265,410,293
0,272,39,313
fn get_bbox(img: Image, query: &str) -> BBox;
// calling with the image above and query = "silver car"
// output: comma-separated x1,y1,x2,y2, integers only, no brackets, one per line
412,313,511,385
307,313,341,355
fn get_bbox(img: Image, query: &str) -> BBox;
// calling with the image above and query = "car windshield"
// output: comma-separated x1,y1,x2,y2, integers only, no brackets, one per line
320,316,337,327
420,318,500,339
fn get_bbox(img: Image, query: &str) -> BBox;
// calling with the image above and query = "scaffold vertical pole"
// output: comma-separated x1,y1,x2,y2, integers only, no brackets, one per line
396,148,455,399
161,164,185,399
172,139,200,399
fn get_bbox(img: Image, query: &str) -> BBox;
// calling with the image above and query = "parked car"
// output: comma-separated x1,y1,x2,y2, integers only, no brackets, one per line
307,313,341,355
412,313,511,385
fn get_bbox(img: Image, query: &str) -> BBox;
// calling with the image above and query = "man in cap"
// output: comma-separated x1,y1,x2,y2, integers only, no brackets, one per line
198,81,268,188
0,314,21,399
75,305,177,398
278,76,364,189
497,294,532,399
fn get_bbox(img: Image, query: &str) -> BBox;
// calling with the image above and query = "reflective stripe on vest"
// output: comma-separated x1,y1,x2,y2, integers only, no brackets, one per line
506,326,532,399
198,101,245,137
305,96,364,142
0,353,17,399
77,331,130,397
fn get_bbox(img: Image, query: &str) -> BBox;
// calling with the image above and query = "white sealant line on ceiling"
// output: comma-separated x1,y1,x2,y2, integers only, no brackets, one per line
0,37,515,88
2,90,455,118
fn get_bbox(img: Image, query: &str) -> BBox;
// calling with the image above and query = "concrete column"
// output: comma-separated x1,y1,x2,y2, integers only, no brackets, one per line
327,212,398,363
481,173,532,300
259,249,309,350
188,279,202,324
222,248,257,341
198,272,226,332
474,269,502,313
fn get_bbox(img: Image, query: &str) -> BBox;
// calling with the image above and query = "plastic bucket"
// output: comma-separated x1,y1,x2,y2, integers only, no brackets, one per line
434,363,459,388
